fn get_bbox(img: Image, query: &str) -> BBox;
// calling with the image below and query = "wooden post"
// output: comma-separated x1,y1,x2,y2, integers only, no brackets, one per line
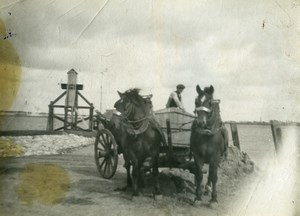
71,107,75,130
47,102,54,131
166,118,173,167
230,122,240,150
270,120,282,153
89,103,94,131
47,103,50,131
74,92,78,129
276,128,282,151
64,107,68,130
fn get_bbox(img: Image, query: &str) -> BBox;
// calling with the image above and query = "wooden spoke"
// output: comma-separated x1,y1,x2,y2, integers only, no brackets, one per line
104,159,108,172
98,135,106,149
109,155,115,167
94,129,119,179
106,157,111,175
103,133,112,148
99,157,107,169
98,149,107,157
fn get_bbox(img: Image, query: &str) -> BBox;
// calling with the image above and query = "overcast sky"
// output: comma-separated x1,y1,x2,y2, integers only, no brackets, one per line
0,0,299,122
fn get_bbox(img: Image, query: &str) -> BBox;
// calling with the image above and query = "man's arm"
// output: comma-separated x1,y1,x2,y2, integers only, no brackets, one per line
170,92,185,110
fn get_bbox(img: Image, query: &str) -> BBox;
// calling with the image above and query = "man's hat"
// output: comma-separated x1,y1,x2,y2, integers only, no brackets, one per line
176,84,185,89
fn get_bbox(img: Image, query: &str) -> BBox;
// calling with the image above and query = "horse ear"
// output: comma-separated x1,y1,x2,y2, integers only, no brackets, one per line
207,85,214,95
196,85,202,94
117,91,124,98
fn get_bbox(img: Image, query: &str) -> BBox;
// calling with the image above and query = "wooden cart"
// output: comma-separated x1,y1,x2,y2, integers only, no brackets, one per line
94,108,196,179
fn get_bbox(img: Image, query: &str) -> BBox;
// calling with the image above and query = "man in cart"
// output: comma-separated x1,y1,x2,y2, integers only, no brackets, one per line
166,84,185,111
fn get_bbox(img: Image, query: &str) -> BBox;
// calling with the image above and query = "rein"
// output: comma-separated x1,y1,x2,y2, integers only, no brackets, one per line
120,101,152,135
194,101,222,136
122,103,133,119
125,115,150,124
122,103,150,124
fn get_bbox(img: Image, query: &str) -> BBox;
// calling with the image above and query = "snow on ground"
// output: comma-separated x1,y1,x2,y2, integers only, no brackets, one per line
0,134,94,157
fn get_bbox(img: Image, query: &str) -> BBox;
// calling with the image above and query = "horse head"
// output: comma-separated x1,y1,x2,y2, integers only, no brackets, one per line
191,85,227,205
114,88,152,122
194,85,215,129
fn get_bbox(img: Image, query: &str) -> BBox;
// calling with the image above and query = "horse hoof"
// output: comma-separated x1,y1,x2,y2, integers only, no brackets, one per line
114,186,128,191
209,201,218,209
154,194,163,201
205,186,212,193
194,199,202,207
131,195,139,202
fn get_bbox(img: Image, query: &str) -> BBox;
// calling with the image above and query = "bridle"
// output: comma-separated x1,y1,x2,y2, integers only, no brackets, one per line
121,99,150,125
195,94,213,117
114,90,153,135
195,96,222,132
195,106,212,113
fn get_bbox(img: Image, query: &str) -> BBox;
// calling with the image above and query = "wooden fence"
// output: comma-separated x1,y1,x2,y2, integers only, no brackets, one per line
229,120,285,155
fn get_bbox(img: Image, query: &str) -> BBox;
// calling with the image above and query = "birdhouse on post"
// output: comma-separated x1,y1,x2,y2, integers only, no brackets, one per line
66,69,78,107
47,69,94,131
64,69,78,129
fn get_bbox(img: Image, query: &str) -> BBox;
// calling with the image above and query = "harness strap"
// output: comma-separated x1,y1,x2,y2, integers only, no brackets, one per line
125,119,150,135
195,106,211,112
193,101,223,136
125,116,149,123
122,103,150,123
148,118,168,146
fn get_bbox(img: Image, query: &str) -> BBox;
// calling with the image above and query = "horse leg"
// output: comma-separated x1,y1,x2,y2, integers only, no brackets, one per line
131,160,139,197
138,156,153,189
125,161,132,188
138,165,145,189
209,162,219,205
152,158,162,199
204,173,212,195
194,156,204,204
115,158,131,191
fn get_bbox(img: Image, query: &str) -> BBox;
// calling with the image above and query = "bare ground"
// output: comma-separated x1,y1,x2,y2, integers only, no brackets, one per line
0,145,256,216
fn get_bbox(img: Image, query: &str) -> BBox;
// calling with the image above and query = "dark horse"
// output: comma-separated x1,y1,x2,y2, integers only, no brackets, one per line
190,85,228,206
114,88,165,198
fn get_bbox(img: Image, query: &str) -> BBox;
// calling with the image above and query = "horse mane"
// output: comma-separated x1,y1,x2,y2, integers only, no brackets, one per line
125,88,141,96
125,88,142,101
124,88,148,109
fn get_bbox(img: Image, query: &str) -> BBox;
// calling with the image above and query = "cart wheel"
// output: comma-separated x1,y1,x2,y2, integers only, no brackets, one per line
94,129,118,179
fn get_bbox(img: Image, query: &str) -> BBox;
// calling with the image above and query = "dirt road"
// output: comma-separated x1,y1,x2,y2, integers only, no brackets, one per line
0,144,256,216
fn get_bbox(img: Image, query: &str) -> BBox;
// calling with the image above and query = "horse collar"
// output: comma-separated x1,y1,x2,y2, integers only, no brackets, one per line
125,118,150,135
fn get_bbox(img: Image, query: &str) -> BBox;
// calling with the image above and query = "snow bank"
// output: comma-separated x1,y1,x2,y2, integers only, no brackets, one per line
0,134,94,157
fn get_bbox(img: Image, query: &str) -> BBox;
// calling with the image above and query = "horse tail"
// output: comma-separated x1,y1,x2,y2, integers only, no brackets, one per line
149,118,168,147
189,130,194,161
221,125,229,158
